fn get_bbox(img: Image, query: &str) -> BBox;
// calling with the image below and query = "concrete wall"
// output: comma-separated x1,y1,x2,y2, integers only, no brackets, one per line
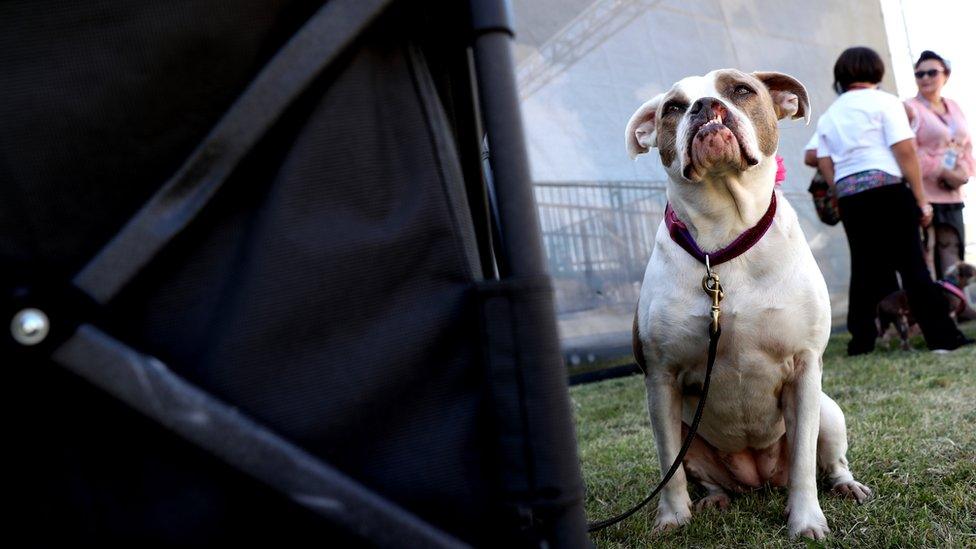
511,0,896,352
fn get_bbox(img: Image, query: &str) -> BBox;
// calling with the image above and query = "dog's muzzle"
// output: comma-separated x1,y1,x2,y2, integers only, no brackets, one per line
683,97,758,180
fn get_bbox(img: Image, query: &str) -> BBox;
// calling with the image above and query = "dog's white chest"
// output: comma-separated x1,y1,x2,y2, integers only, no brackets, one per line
637,203,830,451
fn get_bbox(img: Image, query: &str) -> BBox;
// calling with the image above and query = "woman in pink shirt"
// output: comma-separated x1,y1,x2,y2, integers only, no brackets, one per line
905,50,975,279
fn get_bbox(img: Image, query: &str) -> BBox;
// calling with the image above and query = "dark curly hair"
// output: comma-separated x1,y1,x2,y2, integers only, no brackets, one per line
833,46,884,95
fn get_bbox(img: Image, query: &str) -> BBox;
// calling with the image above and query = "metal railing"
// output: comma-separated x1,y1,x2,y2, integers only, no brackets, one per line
534,180,667,313
534,181,824,316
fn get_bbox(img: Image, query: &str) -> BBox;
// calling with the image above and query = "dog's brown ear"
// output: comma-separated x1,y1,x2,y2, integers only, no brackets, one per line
753,71,810,123
626,94,663,159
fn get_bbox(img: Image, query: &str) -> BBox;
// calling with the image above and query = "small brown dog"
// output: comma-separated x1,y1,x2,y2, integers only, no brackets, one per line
876,261,976,349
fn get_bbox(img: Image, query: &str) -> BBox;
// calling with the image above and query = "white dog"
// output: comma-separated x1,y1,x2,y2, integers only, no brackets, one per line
626,70,870,540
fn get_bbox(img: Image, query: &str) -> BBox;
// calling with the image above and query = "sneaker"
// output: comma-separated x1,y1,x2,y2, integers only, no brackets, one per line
929,336,976,353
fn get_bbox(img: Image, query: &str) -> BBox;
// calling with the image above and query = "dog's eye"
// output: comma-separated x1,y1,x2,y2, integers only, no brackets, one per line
734,85,754,96
664,102,686,115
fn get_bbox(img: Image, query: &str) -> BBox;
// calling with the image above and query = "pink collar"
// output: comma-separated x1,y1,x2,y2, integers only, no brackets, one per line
664,156,784,266
938,280,968,315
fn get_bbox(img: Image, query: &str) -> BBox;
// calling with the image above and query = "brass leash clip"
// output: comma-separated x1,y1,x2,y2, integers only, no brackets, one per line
701,255,724,335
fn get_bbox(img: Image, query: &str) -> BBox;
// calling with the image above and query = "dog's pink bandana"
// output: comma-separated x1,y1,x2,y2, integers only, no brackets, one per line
775,155,786,187
664,191,778,267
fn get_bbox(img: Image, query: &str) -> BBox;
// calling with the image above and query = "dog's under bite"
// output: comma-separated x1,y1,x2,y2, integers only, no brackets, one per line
627,69,870,540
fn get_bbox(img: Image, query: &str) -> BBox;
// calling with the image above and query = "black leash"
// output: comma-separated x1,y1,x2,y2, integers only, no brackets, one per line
587,257,724,533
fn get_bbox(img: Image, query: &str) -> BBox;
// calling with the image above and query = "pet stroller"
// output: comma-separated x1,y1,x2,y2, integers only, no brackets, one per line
1,0,590,546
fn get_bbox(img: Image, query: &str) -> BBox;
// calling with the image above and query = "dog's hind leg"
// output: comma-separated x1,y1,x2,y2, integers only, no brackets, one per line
694,482,730,511
896,314,912,350
679,424,737,511
876,312,894,348
958,304,976,323
645,372,693,533
817,392,872,503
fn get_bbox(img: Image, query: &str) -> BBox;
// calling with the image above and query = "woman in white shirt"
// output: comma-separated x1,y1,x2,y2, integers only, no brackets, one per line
816,46,971,355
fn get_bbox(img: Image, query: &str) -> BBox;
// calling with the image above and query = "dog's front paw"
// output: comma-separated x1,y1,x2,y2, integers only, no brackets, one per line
786,498,829,540
832,479,872,503
652,499,692,534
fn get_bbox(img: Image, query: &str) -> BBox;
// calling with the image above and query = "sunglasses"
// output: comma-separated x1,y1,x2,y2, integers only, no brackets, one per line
914,69,945,79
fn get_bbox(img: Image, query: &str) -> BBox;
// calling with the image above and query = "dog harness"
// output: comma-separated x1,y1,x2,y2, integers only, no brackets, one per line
938,280,969,315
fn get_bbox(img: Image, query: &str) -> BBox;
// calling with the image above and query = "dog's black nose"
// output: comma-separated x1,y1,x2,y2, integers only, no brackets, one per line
690,97,727,118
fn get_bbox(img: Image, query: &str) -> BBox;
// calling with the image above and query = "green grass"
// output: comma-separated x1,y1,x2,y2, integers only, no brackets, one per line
573,325,976,547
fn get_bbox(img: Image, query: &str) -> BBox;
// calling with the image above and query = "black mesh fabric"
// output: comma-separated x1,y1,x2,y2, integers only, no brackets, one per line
1,1,585,546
